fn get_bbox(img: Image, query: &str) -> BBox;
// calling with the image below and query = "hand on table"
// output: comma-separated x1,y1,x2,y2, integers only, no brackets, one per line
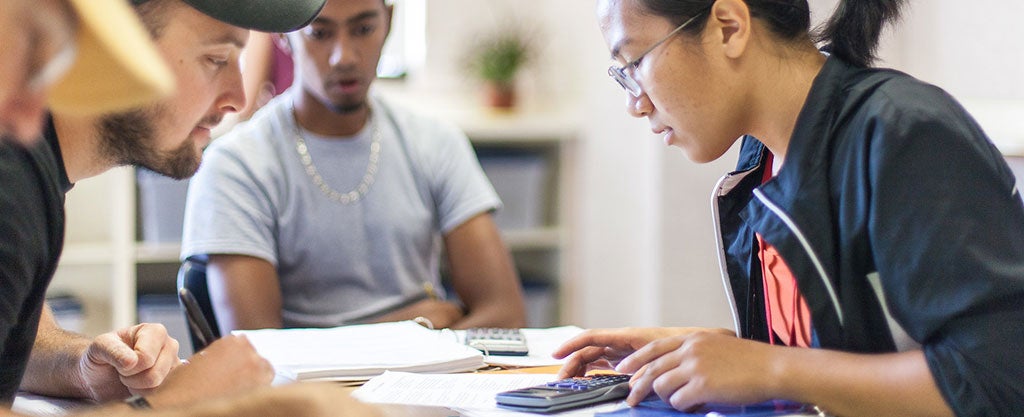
615,331,780,411
145,335,274,407
553,327,714,378
77,323,181,401
369,298,464,329
224,383,383,417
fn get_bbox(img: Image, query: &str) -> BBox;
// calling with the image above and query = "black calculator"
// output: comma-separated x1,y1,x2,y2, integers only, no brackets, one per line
495,374,632,413
465,328,529,356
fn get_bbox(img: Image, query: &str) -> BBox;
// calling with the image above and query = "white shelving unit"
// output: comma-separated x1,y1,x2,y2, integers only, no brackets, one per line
452,104,581,327
52,167,138,336
50,94,582,334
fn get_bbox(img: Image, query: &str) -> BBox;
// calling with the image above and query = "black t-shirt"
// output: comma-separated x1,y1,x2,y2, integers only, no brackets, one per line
0,120,71,404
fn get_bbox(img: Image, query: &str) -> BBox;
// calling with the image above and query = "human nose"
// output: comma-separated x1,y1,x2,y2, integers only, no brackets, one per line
328,37,358,68
217,61,246,115
626,91,653,119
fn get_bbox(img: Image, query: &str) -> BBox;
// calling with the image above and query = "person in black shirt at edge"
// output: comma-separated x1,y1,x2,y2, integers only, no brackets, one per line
0,0,380,416
0,0,170,144
554,1,1024,416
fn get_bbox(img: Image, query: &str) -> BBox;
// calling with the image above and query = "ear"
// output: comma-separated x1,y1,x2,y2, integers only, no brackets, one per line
708,0,751,59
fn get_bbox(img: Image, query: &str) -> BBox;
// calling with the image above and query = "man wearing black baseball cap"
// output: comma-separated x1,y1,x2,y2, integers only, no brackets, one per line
2,1,379,416
131,0,327,33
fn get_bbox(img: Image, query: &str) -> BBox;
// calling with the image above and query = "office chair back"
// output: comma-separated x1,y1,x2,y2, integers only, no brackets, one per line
177,257,221,352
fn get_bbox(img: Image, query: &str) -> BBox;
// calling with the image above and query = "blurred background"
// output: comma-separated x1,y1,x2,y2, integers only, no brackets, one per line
49,0,1024,356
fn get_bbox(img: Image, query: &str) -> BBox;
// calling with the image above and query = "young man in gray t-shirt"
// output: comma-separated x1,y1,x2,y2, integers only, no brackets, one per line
182,0,526,332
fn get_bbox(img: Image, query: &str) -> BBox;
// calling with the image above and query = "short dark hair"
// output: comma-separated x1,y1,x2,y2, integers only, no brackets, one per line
133,0,179,39
636,0,906,68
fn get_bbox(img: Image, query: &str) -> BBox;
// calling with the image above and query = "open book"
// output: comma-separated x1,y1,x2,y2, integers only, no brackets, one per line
235,320,485,382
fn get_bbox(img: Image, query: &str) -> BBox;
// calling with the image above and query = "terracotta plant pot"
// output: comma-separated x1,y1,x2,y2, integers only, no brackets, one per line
483,82,516,109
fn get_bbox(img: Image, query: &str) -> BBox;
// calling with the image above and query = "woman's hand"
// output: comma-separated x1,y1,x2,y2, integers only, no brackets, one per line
552,327,723,378
616,331,780,410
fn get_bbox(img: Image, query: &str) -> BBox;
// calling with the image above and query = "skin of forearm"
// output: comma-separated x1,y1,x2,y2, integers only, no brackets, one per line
368,299,463,328
21,322,93,398
223,307,283,333
0,388,309,417
34,400,241,417
451,302,525,329
773,348,954,417
158,385,381,417
444,215,526,330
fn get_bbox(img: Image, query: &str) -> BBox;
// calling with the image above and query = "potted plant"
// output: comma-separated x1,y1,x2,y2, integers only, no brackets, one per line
466,29,532,109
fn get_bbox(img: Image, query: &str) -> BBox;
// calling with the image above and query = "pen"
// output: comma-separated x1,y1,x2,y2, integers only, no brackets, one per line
178,287,217,351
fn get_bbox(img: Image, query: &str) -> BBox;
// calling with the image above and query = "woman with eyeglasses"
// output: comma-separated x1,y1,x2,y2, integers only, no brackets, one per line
554,0,1024,416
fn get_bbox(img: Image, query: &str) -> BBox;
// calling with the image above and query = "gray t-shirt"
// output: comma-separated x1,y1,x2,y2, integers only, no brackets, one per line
181,90,501,327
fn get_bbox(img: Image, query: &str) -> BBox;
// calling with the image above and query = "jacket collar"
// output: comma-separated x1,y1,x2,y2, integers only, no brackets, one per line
732,56,859,348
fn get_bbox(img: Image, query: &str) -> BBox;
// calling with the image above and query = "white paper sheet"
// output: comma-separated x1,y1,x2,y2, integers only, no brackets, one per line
353,371,626,416
353,371,554,408
11,392,82,416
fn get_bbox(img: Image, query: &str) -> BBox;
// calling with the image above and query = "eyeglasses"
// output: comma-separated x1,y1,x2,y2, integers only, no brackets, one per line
608,9,710,97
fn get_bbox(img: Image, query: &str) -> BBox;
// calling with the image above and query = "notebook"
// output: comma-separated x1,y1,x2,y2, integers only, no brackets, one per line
235,320,486,382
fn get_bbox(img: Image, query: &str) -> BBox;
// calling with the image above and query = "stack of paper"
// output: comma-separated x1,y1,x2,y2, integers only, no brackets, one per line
235,321,485,381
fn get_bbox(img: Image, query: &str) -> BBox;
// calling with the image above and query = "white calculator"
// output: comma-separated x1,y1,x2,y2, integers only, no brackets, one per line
464,328,529,356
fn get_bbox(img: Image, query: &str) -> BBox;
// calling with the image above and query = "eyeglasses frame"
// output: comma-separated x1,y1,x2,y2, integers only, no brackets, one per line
607,7,711,97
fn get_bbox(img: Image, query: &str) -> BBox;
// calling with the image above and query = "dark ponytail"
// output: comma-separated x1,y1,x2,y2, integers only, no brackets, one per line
637,0,905,68
814,0,907,68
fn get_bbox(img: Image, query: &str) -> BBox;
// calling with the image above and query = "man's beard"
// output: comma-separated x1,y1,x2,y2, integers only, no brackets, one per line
98,105,200,180
322,77,367,114
326,97,366,114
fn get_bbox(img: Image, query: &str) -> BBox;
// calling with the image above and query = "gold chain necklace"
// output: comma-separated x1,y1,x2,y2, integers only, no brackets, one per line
292,111,382,205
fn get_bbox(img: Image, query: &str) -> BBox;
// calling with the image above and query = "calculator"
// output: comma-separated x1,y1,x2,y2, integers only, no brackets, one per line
464,328,529,356
495,374,632,413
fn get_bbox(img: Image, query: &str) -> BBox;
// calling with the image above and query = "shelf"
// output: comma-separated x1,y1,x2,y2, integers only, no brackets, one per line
960,98,1024,157
997,143,1024,158
136,242,183,264
65,231,558,267
60,242,115,266
374,85,580,144
58,227,564,267
132,232,558,263
459,112,579,144
59,242,183,265
502,227,562,250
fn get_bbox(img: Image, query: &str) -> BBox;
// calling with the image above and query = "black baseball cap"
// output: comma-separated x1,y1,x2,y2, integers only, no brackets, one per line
131,0,327,33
